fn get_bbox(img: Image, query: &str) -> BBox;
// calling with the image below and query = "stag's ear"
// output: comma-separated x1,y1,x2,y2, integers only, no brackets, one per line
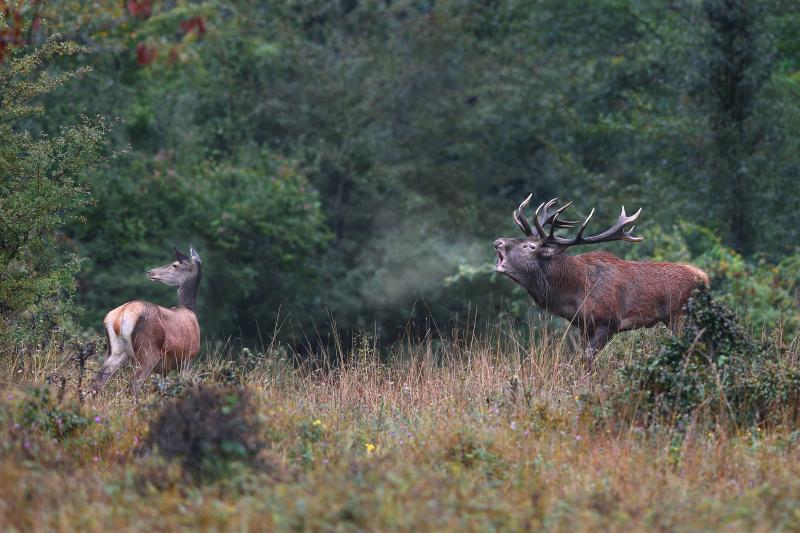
174,247,191,264
190,246,202,265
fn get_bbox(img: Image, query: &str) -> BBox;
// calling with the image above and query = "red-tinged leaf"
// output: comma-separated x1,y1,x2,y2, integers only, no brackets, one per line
180,16,206,36
135,42,157,66
127,0,152,19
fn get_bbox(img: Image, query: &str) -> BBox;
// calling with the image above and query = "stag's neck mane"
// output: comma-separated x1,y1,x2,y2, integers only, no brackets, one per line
177,267,202,311
521,253,586,314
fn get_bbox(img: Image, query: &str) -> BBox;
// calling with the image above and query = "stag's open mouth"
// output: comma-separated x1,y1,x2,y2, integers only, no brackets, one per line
494,249,506,272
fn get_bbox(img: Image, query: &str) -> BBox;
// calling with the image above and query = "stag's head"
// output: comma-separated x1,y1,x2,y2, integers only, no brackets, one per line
494,195,642,280
147,247,202,288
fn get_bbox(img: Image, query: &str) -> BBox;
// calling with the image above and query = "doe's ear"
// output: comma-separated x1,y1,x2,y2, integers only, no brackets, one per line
173,247,191,263
190,246,202,265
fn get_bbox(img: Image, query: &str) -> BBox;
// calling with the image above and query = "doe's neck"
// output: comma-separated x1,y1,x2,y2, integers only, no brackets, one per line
176,268,201,311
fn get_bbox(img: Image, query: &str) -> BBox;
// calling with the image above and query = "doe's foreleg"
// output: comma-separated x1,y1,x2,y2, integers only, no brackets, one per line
131,345,163,396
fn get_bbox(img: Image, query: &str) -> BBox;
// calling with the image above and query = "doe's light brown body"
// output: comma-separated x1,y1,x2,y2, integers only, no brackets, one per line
104,301,200,374
92,247,202,394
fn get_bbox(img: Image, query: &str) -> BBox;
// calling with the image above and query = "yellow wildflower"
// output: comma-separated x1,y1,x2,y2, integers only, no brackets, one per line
365,443,376,454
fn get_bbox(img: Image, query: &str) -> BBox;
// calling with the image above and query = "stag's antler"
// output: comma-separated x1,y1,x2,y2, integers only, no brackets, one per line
514,195,579,237
514,195,643,246
544,203,642,246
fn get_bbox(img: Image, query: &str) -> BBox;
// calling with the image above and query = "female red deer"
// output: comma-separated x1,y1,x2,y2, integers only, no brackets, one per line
91,247,202,394
494,195,708,360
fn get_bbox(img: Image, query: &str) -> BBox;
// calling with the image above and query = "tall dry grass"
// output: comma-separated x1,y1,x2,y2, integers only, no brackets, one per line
0,321,799,531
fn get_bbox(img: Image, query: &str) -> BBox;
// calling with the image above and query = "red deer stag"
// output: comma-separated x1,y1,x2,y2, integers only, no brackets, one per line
494,196,708,360
91,247,202,394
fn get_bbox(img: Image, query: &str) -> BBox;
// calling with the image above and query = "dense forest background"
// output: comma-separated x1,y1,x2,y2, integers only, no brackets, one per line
2,0,799,351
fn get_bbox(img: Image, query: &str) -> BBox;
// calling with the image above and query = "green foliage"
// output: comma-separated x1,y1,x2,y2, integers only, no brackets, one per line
146,385,264,483
198,345,294,387
6,1,799,344
295,418,325,470
0,34,111,347
627,223,800,331
147,373,196,401
17,386,89,441
442,429,508,481
74,150,329,338
615,289,800,428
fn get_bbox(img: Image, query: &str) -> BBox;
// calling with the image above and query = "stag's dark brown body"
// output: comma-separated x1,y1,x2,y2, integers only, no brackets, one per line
527,250,706,330
495,196,708,359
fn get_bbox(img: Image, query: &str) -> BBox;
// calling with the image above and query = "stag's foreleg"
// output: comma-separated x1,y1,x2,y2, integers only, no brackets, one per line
582,323,616,363
667,315,684,336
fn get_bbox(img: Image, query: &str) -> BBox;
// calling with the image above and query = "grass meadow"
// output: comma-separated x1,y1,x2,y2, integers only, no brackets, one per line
2,318,800,532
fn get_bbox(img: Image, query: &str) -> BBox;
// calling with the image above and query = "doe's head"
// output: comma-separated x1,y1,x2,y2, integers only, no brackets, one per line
147,247,202,288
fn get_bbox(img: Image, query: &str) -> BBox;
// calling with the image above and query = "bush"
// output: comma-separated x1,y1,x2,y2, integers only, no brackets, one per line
0,34,112,349
442,429,508,480
626,223,800,331
615,288,800,429
146,385,263,482
73,150,330,342
17,386,89,441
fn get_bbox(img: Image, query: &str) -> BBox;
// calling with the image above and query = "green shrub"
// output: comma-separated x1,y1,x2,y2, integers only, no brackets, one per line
0,35,112,349
615,288,800,429
442,429,508,480
18,386,90,441
147,373,197,401
74,151,330,342
626,223,800,331
146,385,263,482
294,418,326,470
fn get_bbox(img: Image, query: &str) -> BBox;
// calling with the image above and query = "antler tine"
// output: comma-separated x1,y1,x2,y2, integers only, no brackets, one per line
519,193,533,211
533,201,548,238
547,201,574,238
574,208,595,240
617,207,643,242
513,193,534,236
543,198,559,211
513,195,597,240
543,204,643,247
575,205,642,244
553,201,573,218
537,198,580,229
